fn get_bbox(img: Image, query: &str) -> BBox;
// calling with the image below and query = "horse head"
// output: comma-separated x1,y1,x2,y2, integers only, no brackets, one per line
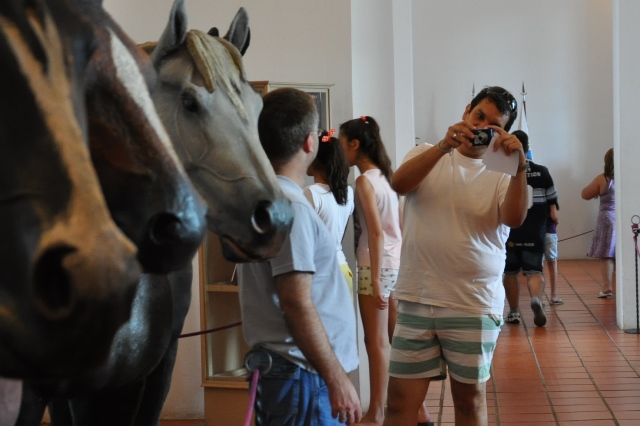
0,0,141,378
145,0,293,262
74,0,207,274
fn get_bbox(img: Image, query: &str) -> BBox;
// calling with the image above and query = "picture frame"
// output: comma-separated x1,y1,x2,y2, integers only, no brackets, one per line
250,81,333,130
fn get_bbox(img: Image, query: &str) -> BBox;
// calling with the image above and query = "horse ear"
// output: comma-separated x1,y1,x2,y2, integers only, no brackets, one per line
151,0,188,65
223,7,250,56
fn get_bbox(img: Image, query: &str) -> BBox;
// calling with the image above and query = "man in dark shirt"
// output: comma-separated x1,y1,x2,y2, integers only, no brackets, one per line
503,130,558,327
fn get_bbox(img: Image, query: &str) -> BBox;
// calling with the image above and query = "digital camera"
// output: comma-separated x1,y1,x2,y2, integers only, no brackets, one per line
471,128,494,146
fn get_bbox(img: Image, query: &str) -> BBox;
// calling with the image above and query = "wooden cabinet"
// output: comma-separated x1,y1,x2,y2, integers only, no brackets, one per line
198,231,252,426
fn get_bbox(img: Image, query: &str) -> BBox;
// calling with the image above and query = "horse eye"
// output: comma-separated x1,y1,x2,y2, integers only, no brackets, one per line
181,93,199,113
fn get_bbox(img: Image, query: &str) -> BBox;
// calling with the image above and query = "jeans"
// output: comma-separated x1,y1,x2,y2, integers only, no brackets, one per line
254,352,341,426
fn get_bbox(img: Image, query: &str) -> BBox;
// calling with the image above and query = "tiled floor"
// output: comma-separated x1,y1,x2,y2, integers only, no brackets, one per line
425,259,640,425
48,260,640,426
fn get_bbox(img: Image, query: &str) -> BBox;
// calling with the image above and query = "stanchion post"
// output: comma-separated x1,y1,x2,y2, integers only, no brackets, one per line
624,218,640,334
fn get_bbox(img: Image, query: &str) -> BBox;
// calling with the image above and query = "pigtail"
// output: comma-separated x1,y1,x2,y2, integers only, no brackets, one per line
315,130,350,205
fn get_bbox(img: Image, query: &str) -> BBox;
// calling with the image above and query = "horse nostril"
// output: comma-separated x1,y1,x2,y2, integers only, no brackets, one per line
149,213,184,245
33,245,76,320
252,200,273,235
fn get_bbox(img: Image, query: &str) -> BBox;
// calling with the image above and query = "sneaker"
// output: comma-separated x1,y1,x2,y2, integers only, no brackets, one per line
598,291,613,298
531,296,547,327
506,309,521,324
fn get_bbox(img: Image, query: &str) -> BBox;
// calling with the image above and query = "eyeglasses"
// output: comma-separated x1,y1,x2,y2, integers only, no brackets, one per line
480,87,517,113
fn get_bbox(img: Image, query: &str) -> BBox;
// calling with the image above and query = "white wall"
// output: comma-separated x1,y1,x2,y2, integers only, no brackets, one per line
613,0,640,329
411,0,613,259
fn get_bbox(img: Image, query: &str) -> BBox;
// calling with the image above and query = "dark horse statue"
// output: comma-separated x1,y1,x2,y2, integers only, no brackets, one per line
0,0,142,383
78,0,208,275
17,1,294,425
2,0,209,421
1,0,207,382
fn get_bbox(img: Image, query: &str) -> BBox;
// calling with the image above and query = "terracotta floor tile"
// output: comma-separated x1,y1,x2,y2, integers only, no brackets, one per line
499,412,555,422
553,402,608,412
150,261,640,426
615,411,640,419
556,411,613,421
496,405,553,414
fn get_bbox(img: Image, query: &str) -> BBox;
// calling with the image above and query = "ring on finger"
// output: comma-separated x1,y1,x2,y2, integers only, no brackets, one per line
453,132,458,140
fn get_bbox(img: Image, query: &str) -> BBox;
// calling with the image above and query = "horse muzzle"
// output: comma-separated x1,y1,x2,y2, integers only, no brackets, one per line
217,198,294,263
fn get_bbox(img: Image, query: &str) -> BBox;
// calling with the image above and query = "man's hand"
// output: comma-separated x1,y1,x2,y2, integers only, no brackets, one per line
489,126,526,169
328,373,362,424
443,120,477,150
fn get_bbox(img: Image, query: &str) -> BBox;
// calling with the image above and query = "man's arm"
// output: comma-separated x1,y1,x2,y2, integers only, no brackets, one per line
393,120,478,195
500,166,528,227
355,175,387,309
391,142,451,195
275,271,362,424
581,174,606,200
550,204,559,225
493,130,528,227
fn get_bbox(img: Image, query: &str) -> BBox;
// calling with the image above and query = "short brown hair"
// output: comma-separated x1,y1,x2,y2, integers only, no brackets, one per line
258,88,319,163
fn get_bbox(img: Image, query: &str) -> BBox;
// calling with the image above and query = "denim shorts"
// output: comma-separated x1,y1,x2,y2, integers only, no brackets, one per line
255,352,342,426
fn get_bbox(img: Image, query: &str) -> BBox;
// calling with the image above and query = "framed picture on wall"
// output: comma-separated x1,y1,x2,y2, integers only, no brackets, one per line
250,81,333,130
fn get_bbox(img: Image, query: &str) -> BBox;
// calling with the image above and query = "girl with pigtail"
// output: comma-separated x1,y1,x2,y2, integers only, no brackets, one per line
304,129,355,296
339,116,432,425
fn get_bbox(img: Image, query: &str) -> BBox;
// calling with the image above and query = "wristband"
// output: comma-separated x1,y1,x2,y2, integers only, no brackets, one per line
437,140,452,153
517,163,528,173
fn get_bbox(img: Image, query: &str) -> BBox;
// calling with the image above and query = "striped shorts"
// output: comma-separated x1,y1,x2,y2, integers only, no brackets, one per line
389,301,503,384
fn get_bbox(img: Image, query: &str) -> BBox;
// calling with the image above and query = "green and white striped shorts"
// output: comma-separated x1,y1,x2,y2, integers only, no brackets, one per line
389,301,503,384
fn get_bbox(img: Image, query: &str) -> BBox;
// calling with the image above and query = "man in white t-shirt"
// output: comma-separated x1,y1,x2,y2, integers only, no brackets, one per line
384,86,528,426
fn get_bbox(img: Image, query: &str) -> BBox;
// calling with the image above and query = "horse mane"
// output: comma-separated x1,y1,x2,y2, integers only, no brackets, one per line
139,41,156,55
185,30,247,121
139,31,248,121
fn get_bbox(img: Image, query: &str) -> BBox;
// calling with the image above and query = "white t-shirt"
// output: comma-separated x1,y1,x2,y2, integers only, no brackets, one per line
355,169,402,269
304,183,354,265
394,144,511,315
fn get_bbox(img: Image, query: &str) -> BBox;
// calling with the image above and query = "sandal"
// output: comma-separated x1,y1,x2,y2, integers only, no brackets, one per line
549,298,564,305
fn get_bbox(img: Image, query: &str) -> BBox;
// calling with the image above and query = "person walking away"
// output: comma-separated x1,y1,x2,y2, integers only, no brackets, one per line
503,130,558,327
545,202,562,305
581,148,615,298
